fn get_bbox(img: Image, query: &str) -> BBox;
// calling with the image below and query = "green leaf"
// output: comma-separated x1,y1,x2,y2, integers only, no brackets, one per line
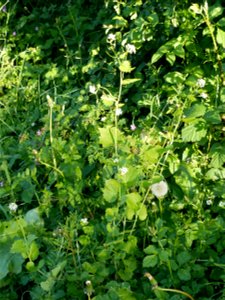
177,268,191,281
11,239,28,259
122,78,141,85
177,251,192,266
181,119,207,142
119,60,134,73
40,277,55,292
103,179,120,203
204,109,221,124
206,168,225,180
144,245,158,255
209,143,225,168
140,145,163,165
143,255,158,267
164,71,185,84
208,4,224,20
101,94,116,107
25,208,43,226
138,204,147,221
99,126,122,148
166,53,176,65
125,192,142,220
183,103,206,120
29,241,39,261
216,28,225,48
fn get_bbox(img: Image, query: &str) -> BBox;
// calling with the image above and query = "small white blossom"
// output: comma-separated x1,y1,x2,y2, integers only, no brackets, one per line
125,43,136,54
219,201,225,208
206,199,212,205
113,158,119,163
101,116,106,122
81,218,88,225
151,181,168,198
107,33,116,42
197,78,206,88
130,124,136,131
89,85,97,94
120,167,128,175
9,202,18,212
115,108,123,116
200,92,208,99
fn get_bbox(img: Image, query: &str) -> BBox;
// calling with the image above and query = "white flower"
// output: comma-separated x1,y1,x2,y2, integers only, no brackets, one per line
115,108,123,116
197,78,206,88
206,199,212,205
89,85,97,94
200,92,208,99
113,158,119,163
86,280,92,286
125,43,136,54
107,33,116,42
9,202,18,212
219,201,225,208
101,116,106,122
130,124,136,131
81,218,88,225
120,167,128,175
151,181,168,198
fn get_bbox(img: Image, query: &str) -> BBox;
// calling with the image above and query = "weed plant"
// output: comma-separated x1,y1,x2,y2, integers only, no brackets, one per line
1,0,225,299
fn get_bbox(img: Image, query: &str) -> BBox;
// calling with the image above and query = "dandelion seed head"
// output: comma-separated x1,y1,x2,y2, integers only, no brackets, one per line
151,181,168,198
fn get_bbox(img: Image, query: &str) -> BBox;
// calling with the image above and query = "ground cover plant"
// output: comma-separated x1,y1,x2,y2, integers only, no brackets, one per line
1,0,225,299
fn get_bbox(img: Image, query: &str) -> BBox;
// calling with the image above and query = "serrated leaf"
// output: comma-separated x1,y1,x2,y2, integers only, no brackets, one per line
177,268,191,281
204,110,221,124
141,145,163,165
99,126,122,148
216,28,225,48
181,119,207,142
11,239,28,258
122,78,141,85
206,168,225,180
103,179,120,203
209,143,225,168
177,251,192,266
119,60,134,73
184,103,206,120
143,255,158,267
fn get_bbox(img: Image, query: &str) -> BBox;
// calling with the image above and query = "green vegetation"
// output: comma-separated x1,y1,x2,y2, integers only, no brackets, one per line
1,0,225,299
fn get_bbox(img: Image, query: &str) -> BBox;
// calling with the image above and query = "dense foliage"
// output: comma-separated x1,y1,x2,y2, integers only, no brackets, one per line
1,0,225,299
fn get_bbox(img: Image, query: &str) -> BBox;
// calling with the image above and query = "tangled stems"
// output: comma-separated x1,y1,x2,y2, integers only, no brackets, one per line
144,273,195,300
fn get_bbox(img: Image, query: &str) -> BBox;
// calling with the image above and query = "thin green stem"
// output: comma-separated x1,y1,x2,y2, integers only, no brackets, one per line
114,71,124,157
